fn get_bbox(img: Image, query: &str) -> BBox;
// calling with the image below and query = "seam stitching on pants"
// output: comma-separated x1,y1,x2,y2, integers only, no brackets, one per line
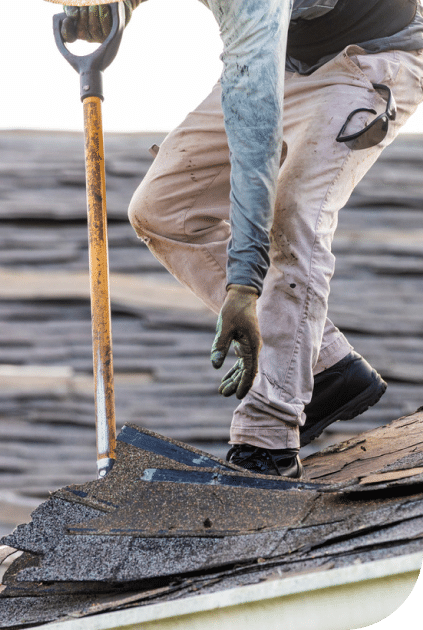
180,162,230,276
182,162,230,240
282,147,355,394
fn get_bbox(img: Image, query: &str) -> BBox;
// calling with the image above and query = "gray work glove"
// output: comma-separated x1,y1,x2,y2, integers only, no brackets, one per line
61,1,144,43
211,284,262,400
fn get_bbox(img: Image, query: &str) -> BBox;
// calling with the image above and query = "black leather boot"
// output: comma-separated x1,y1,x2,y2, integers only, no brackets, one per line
301,351,387,446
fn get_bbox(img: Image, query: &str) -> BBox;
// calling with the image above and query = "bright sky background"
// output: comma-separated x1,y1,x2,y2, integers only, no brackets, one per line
2,0,423,134
2,0,223,132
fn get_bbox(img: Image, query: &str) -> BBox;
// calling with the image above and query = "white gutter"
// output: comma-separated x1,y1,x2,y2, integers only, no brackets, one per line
42,552,422,630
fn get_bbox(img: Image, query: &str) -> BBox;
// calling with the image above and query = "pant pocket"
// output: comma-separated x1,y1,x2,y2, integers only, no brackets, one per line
349,49,401,87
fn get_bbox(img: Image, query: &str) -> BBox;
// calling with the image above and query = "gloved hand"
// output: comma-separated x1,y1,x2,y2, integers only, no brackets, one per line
211,284,262,400
61,1,143,43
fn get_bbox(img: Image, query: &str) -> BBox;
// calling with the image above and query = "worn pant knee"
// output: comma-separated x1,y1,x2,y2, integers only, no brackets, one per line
128,180,152,240
128,172,186,244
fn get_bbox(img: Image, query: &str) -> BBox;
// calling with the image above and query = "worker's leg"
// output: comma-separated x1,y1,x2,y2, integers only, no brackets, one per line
230,46,423,450
129,47,423,451
128,82,351,360
128,81,230,314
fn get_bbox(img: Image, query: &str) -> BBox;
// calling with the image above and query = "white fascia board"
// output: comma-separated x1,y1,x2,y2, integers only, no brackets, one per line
41,551,423,630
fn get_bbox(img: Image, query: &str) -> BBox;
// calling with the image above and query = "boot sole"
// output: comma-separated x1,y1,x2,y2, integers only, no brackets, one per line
300,372,387,447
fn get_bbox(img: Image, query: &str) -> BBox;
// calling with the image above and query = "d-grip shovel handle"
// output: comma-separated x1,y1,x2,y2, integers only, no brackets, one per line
53,2,125,101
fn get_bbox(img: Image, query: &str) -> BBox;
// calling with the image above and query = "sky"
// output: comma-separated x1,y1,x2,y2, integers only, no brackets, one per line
2,0,223,132
2,0,423,134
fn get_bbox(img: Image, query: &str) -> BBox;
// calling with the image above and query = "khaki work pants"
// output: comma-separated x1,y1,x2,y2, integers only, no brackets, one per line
129,46,423,450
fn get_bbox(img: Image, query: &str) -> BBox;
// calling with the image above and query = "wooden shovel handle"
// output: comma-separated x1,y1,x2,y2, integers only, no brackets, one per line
83,96,116,477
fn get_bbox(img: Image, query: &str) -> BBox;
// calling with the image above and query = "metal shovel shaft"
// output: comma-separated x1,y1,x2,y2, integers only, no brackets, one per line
83,96,116,478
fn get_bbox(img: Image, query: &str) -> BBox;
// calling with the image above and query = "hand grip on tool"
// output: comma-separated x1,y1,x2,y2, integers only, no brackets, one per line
53,2,125,101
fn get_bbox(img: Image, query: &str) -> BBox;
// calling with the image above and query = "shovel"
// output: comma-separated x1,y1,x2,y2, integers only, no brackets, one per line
53,2,125,478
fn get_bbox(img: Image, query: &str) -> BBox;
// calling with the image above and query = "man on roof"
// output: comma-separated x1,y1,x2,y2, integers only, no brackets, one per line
48,0,423,477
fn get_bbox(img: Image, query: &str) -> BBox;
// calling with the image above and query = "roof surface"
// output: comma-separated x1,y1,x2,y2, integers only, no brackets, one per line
1,131,423,627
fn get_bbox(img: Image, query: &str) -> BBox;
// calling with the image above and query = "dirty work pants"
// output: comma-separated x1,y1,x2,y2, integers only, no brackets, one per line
129,46,423,451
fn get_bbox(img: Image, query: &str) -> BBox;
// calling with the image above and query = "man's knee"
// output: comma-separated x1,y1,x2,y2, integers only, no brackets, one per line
128,181,154,239
128,175,181,242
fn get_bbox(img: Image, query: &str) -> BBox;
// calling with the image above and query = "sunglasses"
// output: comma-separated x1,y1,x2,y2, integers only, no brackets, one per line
336,83,397,150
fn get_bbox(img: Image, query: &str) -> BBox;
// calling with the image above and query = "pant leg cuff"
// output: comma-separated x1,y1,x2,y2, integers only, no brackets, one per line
314,336,353,375
229,426,300,450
